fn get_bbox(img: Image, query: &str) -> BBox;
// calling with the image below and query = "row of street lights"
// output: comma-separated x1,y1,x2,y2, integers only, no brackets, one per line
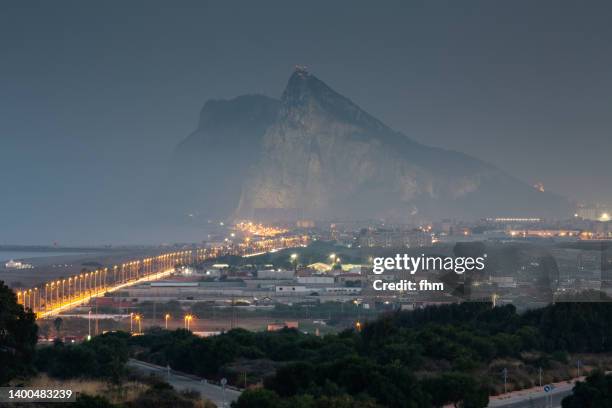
129,312,196,334
288,252,343,268
16,250,199,316
119,250,343,336
17,236,308,317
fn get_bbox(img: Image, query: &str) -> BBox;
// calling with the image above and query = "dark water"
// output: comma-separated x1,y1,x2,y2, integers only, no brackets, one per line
0,251,87,263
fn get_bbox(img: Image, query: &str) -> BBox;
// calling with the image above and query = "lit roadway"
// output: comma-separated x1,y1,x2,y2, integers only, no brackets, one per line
17,250,198,318
37,268,175,318
16,235,309,318
130,355,575,408
127,359,241,407
488,381,575,408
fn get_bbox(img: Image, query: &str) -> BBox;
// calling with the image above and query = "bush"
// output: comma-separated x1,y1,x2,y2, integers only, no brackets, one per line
73,394,117,408
0,280,38,384
562,370,612,408
35,332,129,382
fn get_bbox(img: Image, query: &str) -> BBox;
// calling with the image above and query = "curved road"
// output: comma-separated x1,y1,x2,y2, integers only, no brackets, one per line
130,358,581,408
128,359,241,407
488,381,575,408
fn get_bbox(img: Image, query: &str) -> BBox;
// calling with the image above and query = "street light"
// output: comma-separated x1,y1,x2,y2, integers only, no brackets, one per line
184,314,193,331
130,312,134,333
165,313,170,330
290,253,298,271
329,253,341,266
134,314,142,334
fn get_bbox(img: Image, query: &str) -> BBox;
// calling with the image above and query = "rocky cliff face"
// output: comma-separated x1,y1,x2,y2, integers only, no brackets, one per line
172,94,279,219
174,69,569,222
236,69,569,221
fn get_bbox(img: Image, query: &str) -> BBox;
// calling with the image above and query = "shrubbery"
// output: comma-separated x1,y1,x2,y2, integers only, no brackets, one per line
562,371,612,407
35,332,130,383
0,280,38,384
24,294,612,407
128,301,612,407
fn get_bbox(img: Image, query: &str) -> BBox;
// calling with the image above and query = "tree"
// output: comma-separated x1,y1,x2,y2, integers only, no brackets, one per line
422,373,488,408
562,371,612,408
72,394,117,408
35,332,129,382
0,280,38,384
314,395,383,408
86,332,130,383
232,389,282,408
265,362,316,396
53,317,63,339
131,385,209,408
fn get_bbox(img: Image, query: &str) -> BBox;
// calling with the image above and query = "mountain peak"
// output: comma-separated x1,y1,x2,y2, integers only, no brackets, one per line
172,69,570,221
283,66,320,102
282,68,389,133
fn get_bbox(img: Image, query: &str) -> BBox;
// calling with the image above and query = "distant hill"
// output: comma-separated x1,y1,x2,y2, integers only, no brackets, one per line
172,94,279,220
173,69,570,222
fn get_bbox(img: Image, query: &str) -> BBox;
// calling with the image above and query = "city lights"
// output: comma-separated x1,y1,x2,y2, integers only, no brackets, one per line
14,235,308,319
134,314,142,334
234,221,288,237
184,314,194,331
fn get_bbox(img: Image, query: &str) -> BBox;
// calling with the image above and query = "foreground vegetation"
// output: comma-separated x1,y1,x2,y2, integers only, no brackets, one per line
126,300,612,407
562,371,612,407
5,279,612,407
1,281,213,408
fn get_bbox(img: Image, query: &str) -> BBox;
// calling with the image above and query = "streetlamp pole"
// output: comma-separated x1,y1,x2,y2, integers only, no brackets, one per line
221,378,227,408
539,367,542,387
184,314,193,331
290,253,298,271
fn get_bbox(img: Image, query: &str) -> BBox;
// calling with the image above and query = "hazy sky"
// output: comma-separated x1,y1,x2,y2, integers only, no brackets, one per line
1,0,611,244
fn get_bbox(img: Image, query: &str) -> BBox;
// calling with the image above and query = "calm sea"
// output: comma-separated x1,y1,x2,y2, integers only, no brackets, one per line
0,251,88,263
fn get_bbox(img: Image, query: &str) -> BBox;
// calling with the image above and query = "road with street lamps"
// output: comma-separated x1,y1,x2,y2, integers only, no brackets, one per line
127,359,241,407
487,380,577,408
